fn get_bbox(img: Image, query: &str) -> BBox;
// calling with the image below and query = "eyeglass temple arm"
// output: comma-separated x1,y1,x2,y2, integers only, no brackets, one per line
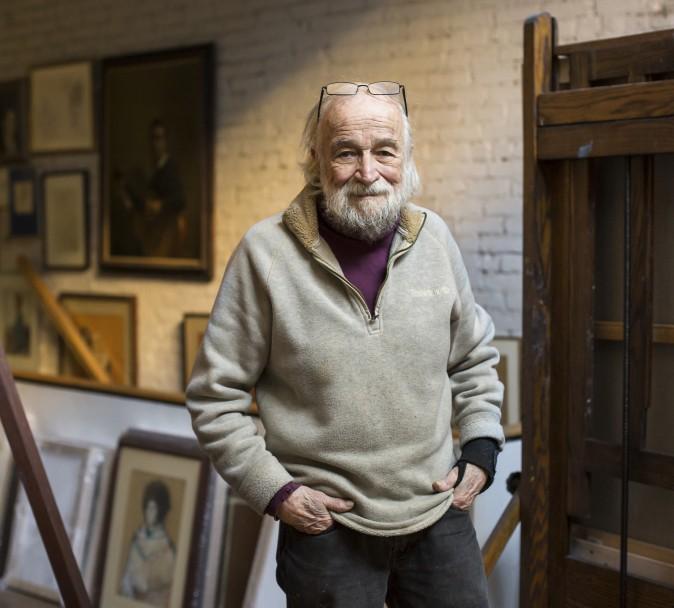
401,85,408,116
317,87,326,123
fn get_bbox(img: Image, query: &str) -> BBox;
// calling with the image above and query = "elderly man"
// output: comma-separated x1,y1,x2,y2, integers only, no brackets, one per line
186,81,504,607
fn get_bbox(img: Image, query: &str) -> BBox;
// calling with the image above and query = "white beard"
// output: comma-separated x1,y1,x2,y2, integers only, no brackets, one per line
320,178,408,243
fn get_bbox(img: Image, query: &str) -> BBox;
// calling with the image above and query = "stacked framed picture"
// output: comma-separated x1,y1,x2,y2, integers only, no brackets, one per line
3,439,111,601
95,429,214,608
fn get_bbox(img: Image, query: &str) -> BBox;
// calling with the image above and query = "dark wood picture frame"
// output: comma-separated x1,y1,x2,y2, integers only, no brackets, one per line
99,44,214,279
94,429,212,608
29,60,95,155
41,170,90,271
58,292,137,386
0,79,28,164
181,313,209,389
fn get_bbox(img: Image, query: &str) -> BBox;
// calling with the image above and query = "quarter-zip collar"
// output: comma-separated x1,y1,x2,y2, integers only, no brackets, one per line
282,186,427,327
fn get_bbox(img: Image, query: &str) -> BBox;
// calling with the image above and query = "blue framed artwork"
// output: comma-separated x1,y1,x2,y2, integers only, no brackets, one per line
9,167,37,236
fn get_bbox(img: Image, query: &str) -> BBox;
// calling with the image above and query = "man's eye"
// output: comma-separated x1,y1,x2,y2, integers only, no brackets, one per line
337,151,356,159
376,150,395,157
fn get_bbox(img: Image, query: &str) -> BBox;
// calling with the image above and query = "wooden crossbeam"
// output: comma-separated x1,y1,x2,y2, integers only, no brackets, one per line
584,439,674,491
538,79,674,126
482,491,520,577
537,115,674,159
556,28,674,83
595,321,674,344
0,348,91,606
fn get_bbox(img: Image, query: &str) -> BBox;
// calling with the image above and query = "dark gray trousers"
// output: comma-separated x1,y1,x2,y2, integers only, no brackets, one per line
275,505,490,607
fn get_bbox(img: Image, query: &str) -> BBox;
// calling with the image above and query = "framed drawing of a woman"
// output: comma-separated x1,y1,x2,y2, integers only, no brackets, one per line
95,430,213,608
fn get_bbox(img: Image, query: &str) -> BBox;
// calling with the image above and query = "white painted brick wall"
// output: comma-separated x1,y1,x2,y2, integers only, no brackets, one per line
1,0,673,391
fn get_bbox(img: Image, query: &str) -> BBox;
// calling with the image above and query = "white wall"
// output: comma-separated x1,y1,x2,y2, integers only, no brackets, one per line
473,437,522,608
2,0,673,390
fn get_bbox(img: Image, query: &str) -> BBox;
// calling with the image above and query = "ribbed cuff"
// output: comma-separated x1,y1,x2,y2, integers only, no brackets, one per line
265,481,301,520
454,437,500,493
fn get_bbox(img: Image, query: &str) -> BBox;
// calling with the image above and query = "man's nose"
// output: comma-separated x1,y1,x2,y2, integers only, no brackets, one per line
355,152,379,185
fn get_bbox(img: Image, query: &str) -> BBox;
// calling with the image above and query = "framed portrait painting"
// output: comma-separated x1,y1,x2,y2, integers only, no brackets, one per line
0,79,27,163
29,60,95,153
58,293,137,386
492,337,521,426
100,44,214,278
0,274,40,371
42,170,90,270
181,313,209,388
96,430,213,608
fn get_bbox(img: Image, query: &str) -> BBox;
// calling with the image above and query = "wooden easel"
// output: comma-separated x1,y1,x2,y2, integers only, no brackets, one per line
0,256,114,606
522,13,674,608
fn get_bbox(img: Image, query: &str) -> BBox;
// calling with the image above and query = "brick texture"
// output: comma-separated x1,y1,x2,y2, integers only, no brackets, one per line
1,0,673,391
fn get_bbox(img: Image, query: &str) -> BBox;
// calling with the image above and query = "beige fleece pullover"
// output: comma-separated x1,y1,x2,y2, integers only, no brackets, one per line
186,187,505,537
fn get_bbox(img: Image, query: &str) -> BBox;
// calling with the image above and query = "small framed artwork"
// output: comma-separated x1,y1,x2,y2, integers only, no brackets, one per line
29,61,95,153
58,292,137,385
0,167,8,210
0,79,28,163
95,429,213,608
42,170,89,270
4,439,109,601
218,492,264,608
181,313,209,388
492,337,521,426
9,167,37,237
100,44,214,278
0,274,40,372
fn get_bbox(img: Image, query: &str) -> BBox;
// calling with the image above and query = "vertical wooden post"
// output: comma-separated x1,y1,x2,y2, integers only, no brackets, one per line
0,348,91,607
627,156,654,451
565,53,594,522
521,12,555,608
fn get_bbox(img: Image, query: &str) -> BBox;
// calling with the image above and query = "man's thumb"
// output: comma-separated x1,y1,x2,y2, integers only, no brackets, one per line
322,495,355,512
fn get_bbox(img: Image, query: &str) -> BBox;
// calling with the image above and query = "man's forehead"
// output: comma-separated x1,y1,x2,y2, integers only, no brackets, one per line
321,93,403,139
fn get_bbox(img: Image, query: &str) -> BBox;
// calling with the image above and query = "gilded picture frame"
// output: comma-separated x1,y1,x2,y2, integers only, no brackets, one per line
58,292,137,386
492,336,521,426
99,45,214,278
181,313,209,389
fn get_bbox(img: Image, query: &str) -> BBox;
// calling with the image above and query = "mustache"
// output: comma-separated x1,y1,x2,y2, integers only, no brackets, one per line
342,181,394,197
